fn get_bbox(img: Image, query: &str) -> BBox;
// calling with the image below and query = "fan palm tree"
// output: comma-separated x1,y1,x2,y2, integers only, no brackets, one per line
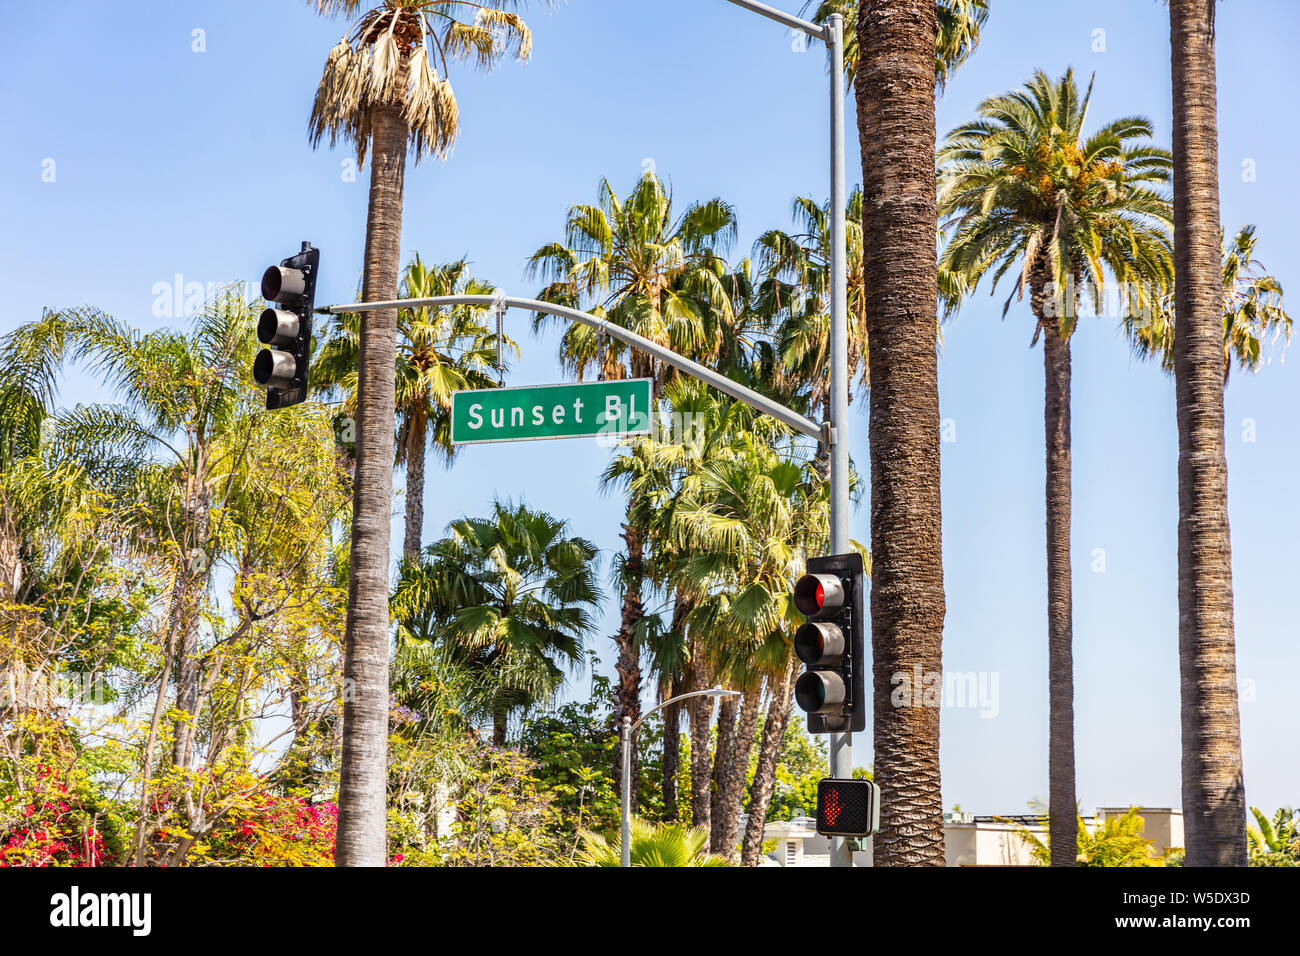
392,501,600,745
754,191,868,426
938,68,1174,866
575,818,731,867
628,380,840,863
313,255,512,562
1167,0,1247,867
806,0,988,93
309,0,545,865
528,172,738,771
1124,224,1292,384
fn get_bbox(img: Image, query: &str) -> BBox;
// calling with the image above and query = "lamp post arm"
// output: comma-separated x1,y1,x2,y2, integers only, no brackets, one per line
723,0,827,38
631,688,741,734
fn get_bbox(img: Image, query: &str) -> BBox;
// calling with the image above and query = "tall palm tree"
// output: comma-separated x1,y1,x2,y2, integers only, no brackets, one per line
314,255,512,562
806,0,989,93
308,0,542,866
392,501,600,745
1168,0,1248,866
850,0,947,868
938,69,1174,865
528,172,737,778
806,0,984,869
1124,224,1292,385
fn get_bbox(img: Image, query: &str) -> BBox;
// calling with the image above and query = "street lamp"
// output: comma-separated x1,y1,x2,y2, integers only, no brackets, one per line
620,687,742,867
721,0,853,869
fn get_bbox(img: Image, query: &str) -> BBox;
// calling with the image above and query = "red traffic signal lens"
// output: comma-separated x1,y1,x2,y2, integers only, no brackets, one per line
815,778,878,837
794,573,845,617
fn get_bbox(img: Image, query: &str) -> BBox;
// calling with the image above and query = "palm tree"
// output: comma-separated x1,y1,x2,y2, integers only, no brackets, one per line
308,0,542,866
634,381,836,863
1124,224,1292,384
849,0,946,868
392,501,600,745
1168,0,1248,867
314,255,512,562
528,172,738,777
804,0,987,870
755,190,868,470
806,0,989,93
938,69,1174,866
575,818,731,867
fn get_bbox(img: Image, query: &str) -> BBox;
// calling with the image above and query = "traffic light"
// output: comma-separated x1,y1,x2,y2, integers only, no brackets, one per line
815,778,880,837
254,241,320,410
792,551,865,734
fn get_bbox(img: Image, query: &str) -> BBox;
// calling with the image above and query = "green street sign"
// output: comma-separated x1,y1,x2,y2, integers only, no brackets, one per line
451,378,653,446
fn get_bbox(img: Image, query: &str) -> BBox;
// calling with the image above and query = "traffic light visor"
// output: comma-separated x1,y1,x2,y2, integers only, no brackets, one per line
262,265,307,304
254,348,296,390
795,671,845,714
794,621,845,666
258,309,300,347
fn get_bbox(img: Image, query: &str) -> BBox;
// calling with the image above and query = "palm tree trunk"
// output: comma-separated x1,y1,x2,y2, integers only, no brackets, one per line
1169,0,1247,866
336,92,408,868
741,658,797,867
402,412,427,564
715,687,761,862
1035,268,1078,864
855,0,946,866
612,518,644,793
686,655,715,832
661,672,683,821
709,693,739,851
492,705,508,748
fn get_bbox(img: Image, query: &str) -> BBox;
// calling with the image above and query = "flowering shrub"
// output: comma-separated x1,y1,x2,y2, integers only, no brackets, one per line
203,793,338,866
0,763,123,867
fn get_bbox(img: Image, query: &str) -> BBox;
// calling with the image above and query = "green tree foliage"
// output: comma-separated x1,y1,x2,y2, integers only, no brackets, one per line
575,817,731,867
1014,807,1173,867
1124,224,1293,384
1247,807,1299,867
392,501,601,745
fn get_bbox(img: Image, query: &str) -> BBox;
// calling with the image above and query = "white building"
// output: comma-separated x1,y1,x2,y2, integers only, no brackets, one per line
759,807,1184,867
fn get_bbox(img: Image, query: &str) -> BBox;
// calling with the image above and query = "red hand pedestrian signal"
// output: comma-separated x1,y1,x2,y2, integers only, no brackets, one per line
816,779,880,837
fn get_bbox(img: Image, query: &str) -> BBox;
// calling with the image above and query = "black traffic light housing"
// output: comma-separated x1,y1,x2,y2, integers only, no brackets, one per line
815,777,880,837
254,241,319,410
792,551,865,734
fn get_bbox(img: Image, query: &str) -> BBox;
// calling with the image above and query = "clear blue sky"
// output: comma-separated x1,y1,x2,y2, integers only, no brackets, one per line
3,0,1296,816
